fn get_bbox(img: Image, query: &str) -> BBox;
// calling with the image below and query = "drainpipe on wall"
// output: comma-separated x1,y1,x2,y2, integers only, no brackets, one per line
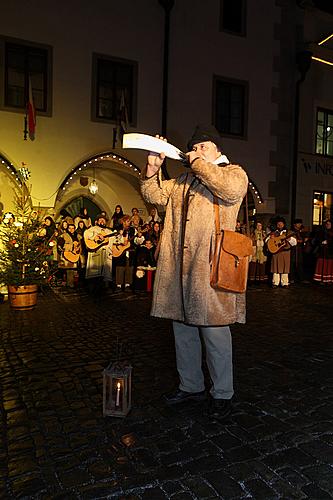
290,50,312,222
158,0,175,180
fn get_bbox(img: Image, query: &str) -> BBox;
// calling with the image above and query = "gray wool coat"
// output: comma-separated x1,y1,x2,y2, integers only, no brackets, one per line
140,158,248,326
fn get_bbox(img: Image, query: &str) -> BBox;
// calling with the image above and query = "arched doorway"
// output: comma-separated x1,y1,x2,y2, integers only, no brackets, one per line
60,196,102,224
54,151,144,220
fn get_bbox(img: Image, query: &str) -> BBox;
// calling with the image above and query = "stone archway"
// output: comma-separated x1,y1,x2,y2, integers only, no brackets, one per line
54,151,146,220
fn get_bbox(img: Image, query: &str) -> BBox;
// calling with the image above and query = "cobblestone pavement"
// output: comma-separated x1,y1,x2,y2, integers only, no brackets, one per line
0,282,332,499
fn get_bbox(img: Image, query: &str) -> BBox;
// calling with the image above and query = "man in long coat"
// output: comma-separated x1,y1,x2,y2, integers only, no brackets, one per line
140,124,248,421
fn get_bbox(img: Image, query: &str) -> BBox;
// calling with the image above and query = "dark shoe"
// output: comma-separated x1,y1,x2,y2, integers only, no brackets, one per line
272,284,279,289
164,388,206,405
281,285,290,289
208,398,232,421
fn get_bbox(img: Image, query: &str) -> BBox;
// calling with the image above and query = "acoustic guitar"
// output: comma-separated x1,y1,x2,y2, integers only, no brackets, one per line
63,241,81,263
84,229,117,251
112,241,131,258
267,232,293,254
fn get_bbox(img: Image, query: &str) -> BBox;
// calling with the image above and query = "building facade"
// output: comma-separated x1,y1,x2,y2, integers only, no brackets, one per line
0,0,331,228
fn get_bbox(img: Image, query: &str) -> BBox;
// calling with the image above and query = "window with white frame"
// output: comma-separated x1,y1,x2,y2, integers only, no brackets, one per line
316,108,333,157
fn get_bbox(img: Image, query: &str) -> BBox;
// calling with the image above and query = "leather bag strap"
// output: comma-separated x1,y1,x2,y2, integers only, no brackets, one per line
213,195,221,235
213,193,249,235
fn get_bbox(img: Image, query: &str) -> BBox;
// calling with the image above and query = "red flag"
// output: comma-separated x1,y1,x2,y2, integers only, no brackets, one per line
27,78,36,140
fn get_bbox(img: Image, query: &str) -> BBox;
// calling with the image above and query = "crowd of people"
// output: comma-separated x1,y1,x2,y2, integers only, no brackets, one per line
39,205,163,295
37,206,333,293
247,216,333,287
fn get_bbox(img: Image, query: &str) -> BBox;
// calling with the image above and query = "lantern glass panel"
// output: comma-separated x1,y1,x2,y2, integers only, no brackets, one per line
103,362,132,417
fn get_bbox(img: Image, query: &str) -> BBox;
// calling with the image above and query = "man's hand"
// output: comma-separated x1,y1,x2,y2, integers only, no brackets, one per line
186,150,202,165
146,135,166,177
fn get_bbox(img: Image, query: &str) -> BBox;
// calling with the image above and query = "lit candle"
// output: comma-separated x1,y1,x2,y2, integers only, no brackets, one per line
116,382,121,407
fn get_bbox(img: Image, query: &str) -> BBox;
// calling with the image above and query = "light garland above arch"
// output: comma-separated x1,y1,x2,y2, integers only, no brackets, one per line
248,179,263,205
0,154,22,186
57,152,141,199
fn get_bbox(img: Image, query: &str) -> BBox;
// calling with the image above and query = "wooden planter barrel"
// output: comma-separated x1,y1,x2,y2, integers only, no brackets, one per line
8,285,38,311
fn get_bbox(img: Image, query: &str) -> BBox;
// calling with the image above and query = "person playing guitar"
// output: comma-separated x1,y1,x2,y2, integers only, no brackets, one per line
84,214,116,294
265,217,297,288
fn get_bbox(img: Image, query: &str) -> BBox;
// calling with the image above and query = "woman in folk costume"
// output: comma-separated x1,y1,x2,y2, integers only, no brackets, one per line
248,221,267,282
313,219,333,284
145,206,162,225
111,205,124,231
140,124,248,421
265,217,297,288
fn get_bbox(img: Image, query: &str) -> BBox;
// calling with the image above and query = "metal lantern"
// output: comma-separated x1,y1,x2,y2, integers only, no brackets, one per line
103,362,132,417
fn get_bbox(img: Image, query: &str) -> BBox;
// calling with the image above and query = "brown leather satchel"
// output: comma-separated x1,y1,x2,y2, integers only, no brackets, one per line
210,196,253,293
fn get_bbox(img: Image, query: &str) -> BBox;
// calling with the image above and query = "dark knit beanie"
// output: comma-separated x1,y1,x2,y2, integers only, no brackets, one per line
187,124,223,152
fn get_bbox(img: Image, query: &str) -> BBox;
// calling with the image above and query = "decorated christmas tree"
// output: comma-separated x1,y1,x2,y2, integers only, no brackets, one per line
0,167,50,287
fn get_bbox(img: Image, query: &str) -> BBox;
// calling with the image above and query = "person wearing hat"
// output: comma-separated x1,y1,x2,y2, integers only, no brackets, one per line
140,124,248,421
265,217,297,288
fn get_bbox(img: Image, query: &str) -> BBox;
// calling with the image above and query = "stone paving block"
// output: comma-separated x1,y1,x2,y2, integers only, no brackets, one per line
301,482,333,499
78,481,122,499
203,470,245,498
160,480,184,495
181,476,218,498
243,478,278,499
87,461,115,483
8,457,39,477
278,466,310,489
154,464,186,482
270,478,308,499
299,439,333,463
140,486,168,499
302,464,333,494
132,448,159,470
7,437,34,455
226,459,279,483
10,474,46,498
167,493,193,500
57,468,92,488
223,444,260,462
41,490,79,500
211,432,242,451
160,450,192,467
262,447,314,470
121,473,155,491
185,454,228,474
180,440,219,457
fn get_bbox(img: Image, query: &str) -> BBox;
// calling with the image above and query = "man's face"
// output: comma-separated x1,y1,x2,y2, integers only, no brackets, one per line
97,218,106,228
192,141,220,162
277,221,285,230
